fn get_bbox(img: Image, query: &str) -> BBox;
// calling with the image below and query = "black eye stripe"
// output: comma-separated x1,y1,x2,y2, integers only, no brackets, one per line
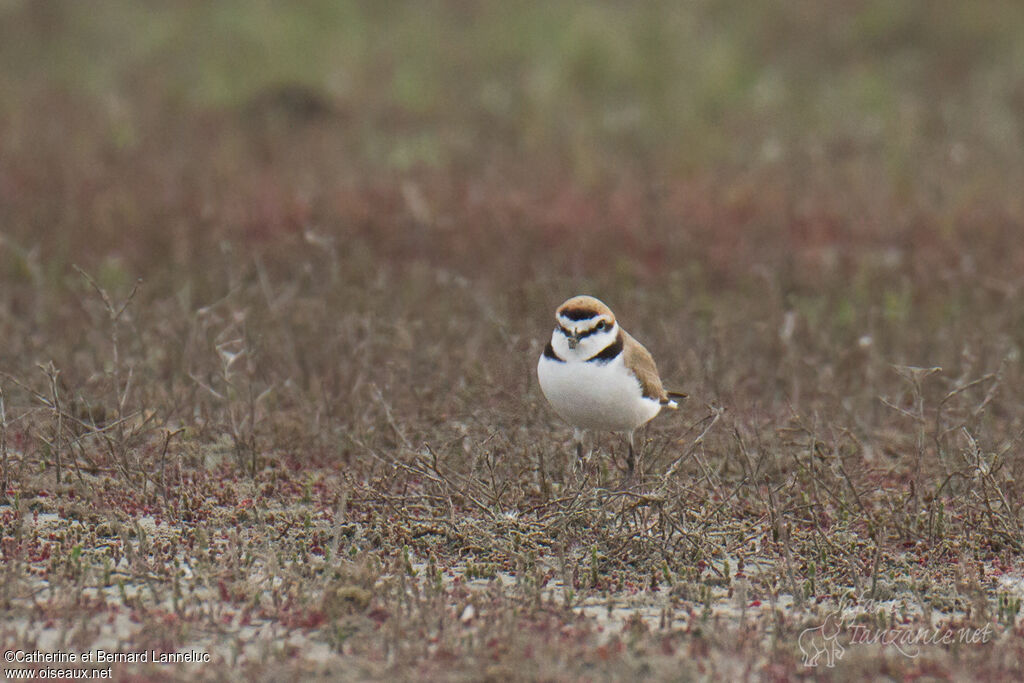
555,323,612,339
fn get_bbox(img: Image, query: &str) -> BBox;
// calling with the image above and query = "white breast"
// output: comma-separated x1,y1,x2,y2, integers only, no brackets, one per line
537,353,662,432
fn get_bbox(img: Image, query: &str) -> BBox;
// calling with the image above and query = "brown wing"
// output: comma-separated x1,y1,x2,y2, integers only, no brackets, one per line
622,329,669,402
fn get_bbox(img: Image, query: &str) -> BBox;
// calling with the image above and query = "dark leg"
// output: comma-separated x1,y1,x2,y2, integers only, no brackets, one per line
626,430,636,476
573,428,585,476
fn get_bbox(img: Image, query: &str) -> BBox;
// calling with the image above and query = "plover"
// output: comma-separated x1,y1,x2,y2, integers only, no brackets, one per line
537,295,685,474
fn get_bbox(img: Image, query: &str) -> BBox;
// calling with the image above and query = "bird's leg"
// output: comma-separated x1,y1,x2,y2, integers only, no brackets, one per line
626,430,636,477
572,428,588,478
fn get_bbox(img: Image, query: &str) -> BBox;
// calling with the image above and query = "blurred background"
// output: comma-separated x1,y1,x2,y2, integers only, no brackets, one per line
3,0,1023,276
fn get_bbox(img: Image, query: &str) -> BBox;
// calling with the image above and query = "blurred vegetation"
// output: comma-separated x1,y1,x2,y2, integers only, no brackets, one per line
3,0,1023,174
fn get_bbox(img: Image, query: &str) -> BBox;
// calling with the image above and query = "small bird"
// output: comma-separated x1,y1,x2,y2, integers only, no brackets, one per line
537,295,686,474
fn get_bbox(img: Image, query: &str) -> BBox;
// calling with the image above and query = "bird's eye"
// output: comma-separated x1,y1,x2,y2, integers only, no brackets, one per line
596,321,607,330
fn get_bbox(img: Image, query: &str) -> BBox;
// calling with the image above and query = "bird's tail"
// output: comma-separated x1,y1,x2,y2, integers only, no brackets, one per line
661,391,688,409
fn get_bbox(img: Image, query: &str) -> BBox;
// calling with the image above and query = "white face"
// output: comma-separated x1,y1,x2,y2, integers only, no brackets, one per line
551,313,618,360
